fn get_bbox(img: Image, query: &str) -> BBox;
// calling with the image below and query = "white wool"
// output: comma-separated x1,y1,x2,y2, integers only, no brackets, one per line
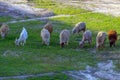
41,28,50,46
15,27,28,46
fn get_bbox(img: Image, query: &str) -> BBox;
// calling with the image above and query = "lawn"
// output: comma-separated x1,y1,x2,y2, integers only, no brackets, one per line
0,0,120,79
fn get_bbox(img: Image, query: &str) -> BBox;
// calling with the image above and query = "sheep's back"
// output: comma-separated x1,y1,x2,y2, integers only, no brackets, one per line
60,30,70,43
44,23,53,34
108,30,117,40
41,29,50,39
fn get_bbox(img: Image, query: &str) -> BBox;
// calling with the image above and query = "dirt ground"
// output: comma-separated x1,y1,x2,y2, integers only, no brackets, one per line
57,0,120,17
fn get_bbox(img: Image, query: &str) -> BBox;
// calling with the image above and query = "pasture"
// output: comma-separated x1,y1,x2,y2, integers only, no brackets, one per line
0,0,120,79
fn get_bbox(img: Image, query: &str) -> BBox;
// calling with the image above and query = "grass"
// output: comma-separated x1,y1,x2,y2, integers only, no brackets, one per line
27,73,71,80
0,0,120,79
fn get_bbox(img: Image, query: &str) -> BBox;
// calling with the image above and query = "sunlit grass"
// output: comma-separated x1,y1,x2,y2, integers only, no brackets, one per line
0,0,120,78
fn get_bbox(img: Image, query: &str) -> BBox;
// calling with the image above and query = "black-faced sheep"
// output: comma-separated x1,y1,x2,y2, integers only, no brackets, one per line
79,30,92,47
41,28,50,46
72,22,86,34
108,30,117,47
15,27,28,46
43,22,53,34
0,23,9,39
96,31,107,49
60,29,70,48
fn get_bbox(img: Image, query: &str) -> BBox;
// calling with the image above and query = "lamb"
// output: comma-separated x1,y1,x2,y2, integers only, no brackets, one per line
79,30,92,47
0,23,9,39
60,29,70,48
72,22,86,34
15,27,28,46
96,31,107,49
41,28,50,46
108,30,117,47
43,22,53,34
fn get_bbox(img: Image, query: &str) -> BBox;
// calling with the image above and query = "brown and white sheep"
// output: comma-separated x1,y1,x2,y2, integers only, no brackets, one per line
79,30,92,47
43,22,53,34
72,22,86,34
41,28,50,46
0,23,9,39
60,29,70,48
108,30,117,47
96,31,107,49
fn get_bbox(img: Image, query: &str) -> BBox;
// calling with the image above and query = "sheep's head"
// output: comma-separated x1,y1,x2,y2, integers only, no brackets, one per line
45,40,49,46
79,41,84,48
72,28,77,34
60,42,64,48
109,39,116,47
15,38,19,46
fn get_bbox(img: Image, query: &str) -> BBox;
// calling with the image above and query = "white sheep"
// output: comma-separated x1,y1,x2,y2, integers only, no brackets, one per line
15,27,28,46
0,23,9,39
72,22,86,34
41,28,50,46
79,30,92,47
60,29,70,48
96,31,107,49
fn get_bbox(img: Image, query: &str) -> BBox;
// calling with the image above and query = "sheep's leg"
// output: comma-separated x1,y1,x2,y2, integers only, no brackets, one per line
110,42,112,47
113,43,115,47
66,41,69,46
88,40,91,45
22,42,24,46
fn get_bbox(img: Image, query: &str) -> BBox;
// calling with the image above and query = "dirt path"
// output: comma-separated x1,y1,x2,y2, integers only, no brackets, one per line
57,0,120,17
0,60,120,80
0,0,54,19
6,14,74,24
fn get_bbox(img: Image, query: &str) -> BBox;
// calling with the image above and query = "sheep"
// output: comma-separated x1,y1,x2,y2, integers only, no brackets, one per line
15,27,28,46
0,23,9,39
96,31,107,49
43,22,53,34
79,30,92,48
108,30,117,47
41,28,50,46
72,22,86,34
60,29,70,48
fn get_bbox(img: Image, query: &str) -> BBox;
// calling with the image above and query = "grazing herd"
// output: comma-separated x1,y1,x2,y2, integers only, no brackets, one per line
0,22,118,49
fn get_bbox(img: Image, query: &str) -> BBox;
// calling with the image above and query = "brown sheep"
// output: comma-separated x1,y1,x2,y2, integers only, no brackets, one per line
96,31,107,49
108,30,117,47
0,23,9,39
43,22,53,34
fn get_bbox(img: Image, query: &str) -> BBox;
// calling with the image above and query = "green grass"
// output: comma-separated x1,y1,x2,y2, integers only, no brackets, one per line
0,0,120,79
29,0,89,15
27,73,71,80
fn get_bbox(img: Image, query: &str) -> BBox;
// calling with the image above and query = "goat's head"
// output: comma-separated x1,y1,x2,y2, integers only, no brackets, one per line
15,38,19,46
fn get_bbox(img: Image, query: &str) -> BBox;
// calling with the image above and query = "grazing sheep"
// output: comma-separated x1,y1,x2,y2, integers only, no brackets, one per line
108,30,117,47
60,29,70,48
0,23,9,39
96,31,107,49
15,27,28,46
72,22,86,34
79,30,92,47
41,28,50,46
43,22,53,34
